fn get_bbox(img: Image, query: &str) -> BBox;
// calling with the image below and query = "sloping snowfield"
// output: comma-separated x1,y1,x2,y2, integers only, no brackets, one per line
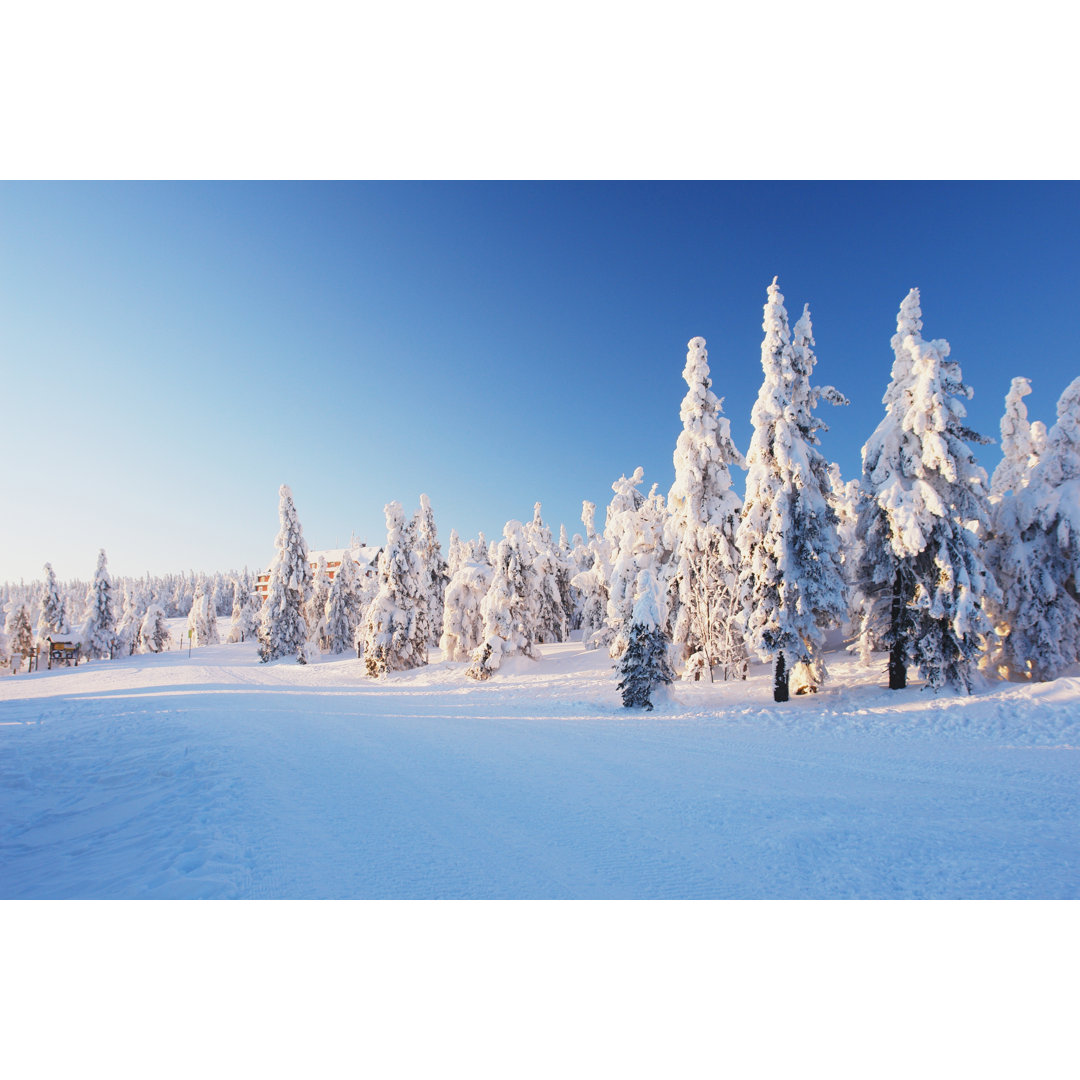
1,633,1077,899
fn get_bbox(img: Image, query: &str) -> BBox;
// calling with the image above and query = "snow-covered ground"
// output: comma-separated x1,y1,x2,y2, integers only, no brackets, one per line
1,627,1077,899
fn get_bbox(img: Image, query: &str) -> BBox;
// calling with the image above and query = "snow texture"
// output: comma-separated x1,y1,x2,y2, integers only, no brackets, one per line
1,630,1077,899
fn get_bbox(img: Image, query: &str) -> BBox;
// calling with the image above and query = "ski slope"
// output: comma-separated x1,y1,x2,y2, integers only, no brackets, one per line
1,632,1077,899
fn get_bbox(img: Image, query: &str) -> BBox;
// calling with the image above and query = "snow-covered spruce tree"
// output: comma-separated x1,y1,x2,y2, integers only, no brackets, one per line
571,501,611,650
445,530,465,579
466,521,535,680
363,501,429,677
983,378,1044,677
827,464,861,581
989,377,1080,680
556,524,582,631
83,549,118,660
227,578,260,643
991,377,1043,498
38,562,68,637
188,580,220,647
212,576,234,618
525,502,567,644
140,604,171,653
414,494,449,647
306,555,331,652
323,551,364,655
601,469,648,657
8,605,35,667
735,281,848,701
605,475,671,660
665,335,747,681
0,612,11,671
440,549,495,662
616,569,674,710
116,584,143,655
854,288,998,692
258,484,313,664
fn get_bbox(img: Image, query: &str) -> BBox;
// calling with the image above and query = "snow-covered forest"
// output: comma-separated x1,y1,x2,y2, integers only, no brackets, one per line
8,280,1077,707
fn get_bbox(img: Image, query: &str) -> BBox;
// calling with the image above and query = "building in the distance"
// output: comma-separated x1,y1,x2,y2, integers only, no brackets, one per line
255,542,381,600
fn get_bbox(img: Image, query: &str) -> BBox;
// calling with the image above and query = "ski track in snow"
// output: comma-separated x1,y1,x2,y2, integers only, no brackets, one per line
1,634,1077,899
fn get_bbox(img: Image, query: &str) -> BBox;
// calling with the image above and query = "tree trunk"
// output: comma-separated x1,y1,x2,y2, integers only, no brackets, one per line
888,640,907,690
889,569,907,690
773,653,789,702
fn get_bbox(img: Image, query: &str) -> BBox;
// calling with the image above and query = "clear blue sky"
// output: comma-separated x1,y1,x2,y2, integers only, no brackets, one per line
2,181,1077,583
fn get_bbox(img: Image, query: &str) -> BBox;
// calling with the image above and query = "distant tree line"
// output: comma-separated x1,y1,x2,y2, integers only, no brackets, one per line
6,280,1079,711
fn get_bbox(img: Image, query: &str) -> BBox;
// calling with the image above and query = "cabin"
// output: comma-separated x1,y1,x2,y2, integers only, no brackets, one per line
46,634,81,668
255,545,381,600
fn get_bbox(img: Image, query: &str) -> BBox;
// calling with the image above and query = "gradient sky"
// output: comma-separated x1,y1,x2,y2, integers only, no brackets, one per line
2,181,1078,583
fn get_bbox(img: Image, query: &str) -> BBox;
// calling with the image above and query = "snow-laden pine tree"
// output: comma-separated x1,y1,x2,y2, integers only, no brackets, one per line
82,549,117,660
854,288,999,692
600,469,648,657
306,555,332,652
188,580,220,647
323,551,364,655
212,577,234,618
116,584,143,655
525,502,567,644
140,604,171,653
571,500,612,650
665,335,747,681
991,378,1043,498
38,562,67,637
363,501,429,677
258,484,313,664
227,578,260,643
0,609,10,671
466,521,535,680
615,568,674,710
440,548,495,662
984,378,1044,677
556,524,581,631
8,604,34,667
445,530,465,579
414,494,448,647
989,376,1080,680
735,281,848,701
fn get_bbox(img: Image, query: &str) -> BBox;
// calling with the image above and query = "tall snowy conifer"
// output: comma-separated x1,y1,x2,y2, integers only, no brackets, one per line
228,578,260,643
323,551,364,655
854,289,998,692
666,335,747,681
38,562,67,637
990,377,1080,679
116,584,143,655
735,281,848,700
414,494,448,647
440,551,495,662
83,549,117,660
602,468,660,658
571,500,611,650
466,521,535,680
140,604,171,653
8,605,35,666
363,501,429,676
306,555,332,652
991,377,1041,497
258,484,313,664
525,502,567,644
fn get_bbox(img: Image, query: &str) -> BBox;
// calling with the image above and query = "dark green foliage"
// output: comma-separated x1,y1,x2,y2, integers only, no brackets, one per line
617,621,673,711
